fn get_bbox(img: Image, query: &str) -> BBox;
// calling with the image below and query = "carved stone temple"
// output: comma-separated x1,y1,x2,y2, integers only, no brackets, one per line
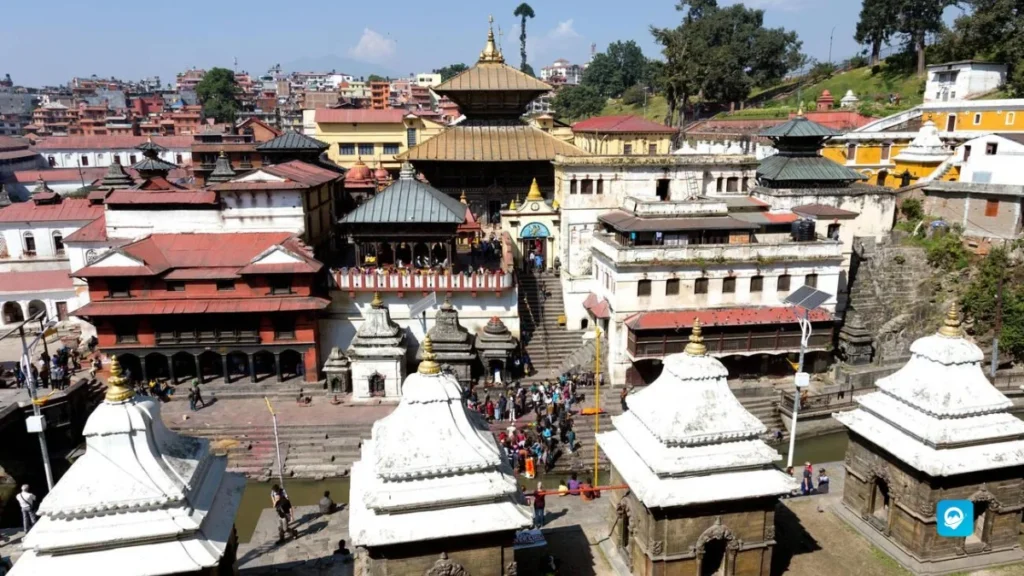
347,292,407,400
10,356,245,575
474,316,518,384
348,337,531,575
597,321,797,576
415,296,476,386
834,304,1024,574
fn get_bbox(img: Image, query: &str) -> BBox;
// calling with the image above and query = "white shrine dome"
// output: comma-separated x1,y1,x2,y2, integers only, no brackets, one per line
894,120,948,162
349,337,531,547
598,321,796,509
835,304,1024,476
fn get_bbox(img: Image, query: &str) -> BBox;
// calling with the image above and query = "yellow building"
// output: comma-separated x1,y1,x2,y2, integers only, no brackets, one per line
921,99,1024,132
312,108,444,172
529,113,574,144
571,115,677,155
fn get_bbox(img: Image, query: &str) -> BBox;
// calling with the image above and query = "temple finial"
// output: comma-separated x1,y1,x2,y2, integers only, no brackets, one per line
459,190,468,205
938,301,962,338
525,178,542,201
104,355,135,403
418,336,441,375
371,292,383,308
479,15,505,63
797,102,804,117
684,319,707,356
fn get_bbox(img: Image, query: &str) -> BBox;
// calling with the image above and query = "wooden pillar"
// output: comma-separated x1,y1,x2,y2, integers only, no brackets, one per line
141,356,149,383
222,354,230,384
445,240,453,271
167,355,176,385
354,243,362,266
275,352,283,383
249,353,257,383
194,354,202,385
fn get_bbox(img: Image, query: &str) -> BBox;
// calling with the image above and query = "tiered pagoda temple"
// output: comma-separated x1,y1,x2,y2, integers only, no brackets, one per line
10,357,244,575
399,17,587,223
834,304,1024,573
475,316,518,384
597,321,796,576
349,337,531,574
416,296,476,386
347,292,407,400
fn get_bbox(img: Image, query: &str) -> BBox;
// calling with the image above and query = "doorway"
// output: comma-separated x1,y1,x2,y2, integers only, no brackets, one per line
700,539,728,576
946,114,957,131
521,238,546,271
369,372,385,397
967,502,988,548
871,478,891,526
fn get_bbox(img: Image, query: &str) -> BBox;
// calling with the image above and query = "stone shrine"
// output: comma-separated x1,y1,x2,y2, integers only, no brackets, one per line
10,356,245,576
597,321,796,576
474,316,518,384
834,304,1024,574
349,336,531,575
348,292,407,400
837,307,874,366
415,296,476,386
322,347,352,394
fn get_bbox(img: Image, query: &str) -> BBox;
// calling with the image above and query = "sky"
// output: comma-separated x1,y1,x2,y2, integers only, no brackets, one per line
1,0,915,88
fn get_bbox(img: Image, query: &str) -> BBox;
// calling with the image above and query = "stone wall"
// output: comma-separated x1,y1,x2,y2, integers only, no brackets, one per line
361,533,516,576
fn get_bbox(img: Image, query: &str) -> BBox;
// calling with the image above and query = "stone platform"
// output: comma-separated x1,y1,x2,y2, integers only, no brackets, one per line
237,505,353,575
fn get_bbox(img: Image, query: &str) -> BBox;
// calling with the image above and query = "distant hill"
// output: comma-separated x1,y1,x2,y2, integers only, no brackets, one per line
277,55,402,81
599,95,669,123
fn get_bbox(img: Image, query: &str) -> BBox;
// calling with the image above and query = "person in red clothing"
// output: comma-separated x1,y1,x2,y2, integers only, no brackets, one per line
485,397,495,421
532,482,546,528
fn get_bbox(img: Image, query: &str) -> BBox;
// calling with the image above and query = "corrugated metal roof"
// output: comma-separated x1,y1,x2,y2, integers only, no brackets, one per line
572,115,678,134
263,160,343,186
314,109,408,124
729,211,800,225
33,135,193,150
190,143,258,153
759,116,841,138
0,198,103,222
63,215,107,242
75,297,330,317
0,270,73,294
792,203,860,217
434,62,551,93
256,131,329,151
105,190,219,206
625,306,834,331
598,210,758,233
342,175,467,225
756,155,867,182
399,125,587,162
132,157,178,172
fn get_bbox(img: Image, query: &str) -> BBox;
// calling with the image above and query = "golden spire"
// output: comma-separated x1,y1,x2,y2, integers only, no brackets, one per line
684,319,707,356
938,301,962,338
479,15,505,63
509,196,518,210
371,291,384,308
418,335,441,375
459,190,468,205
104,355,135,403
525,178,543,201
796,102,805,117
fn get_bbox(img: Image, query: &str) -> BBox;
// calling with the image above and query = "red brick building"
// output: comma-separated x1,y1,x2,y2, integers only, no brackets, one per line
73,232,329,385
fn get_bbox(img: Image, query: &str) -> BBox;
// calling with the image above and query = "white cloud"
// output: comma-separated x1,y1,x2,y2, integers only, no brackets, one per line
523,19,587,64
347,28,396,63
550,20,580,40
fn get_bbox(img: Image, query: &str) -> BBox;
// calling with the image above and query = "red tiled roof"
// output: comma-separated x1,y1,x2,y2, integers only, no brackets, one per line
12,168,107,183
582,293,611,319
0,198,103,222
63,216,107,243
314,108,408,124
624,306,833,331
572,115,678,134
763,212,800,224
33,135,193,150
0,270,73,294
162,267,241,280
104,190,219,206
262,160,344,186
0,150,40,161
792,204,860,218
74,297,330,317
0,136,30,152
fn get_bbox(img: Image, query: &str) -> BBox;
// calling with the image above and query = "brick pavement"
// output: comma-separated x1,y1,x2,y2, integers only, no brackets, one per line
162,397,397,430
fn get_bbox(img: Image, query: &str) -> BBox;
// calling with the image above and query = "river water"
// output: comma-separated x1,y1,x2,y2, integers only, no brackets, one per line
233,431,851,543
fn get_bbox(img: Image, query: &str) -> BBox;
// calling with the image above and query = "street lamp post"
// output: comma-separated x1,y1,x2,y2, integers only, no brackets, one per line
783,286,833,469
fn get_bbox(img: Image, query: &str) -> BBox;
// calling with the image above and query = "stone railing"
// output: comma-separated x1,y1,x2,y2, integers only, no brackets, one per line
330,268,514,293
592,233,842,265
622,196,728,217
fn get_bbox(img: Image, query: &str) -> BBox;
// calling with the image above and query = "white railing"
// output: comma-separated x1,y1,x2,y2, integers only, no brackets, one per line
853,106,923,133
331,268,514,292
592,233,842,265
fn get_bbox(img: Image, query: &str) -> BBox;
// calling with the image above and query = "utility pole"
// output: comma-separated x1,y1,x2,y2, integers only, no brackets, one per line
264,397,285,490
828,26,836,65
992,274,1005,378
18,320,55,490
786,308,811,469
593,325,601,487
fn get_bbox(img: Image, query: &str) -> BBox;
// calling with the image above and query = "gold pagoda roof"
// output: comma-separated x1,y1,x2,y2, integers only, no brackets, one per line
434,62,551,93
398,124,588,162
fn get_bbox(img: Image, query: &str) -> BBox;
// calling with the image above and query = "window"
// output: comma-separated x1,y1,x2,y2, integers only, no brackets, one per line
986,142,999,155
716,177,724,192
694,278,709,295
827,223,841,240
637,279,652,297
339,143,355,155
581,179,594,194
846,144,857,161
1007,112,1016,126
648,143,658,155
985,199,999,217
596,178,604,195
880,143,891,161
166,281,186,292
216,280,235,291
175,154,183,164
107,279,131,298
52,232,64,255
80,155,89,166
240,153,250,164
407,128,417,147
129,154,137,164
723,277,736,293
973,113,982,126
569,179,578,194
383,143,400,155
726,177,739,192
805,274,818,288
877,170,888,186
656,179,670,201
358,143,374,156
22,232,35,255
274,317,296,340
47,156,55,167
964,145,972,161
666,278,680,295
750,276,764,293
778,274,791,292
115,322,138,344
269,275,293,295
623,144,633,155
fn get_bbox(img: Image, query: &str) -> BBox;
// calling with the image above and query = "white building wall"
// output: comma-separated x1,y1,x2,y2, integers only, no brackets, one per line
956,134,1024,185
41,147,191,169
0,221,94,271
220,190,306,232
925,63,1007,102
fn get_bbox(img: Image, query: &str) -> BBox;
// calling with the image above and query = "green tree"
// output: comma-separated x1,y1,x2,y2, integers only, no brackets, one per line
622,85,647,106
522,63,536,77
513,3,536,73
941,0,1024,94
581,53,623,99
855,0,896,66
894,0,952,74
582,41,653,98
607,41,650,92
552,85,605,121
194,67,240,124
367,74,387,83
433,64,468,82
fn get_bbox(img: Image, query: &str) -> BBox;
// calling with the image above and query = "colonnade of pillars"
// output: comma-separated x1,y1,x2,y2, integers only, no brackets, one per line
354,239,455,269
122,350,302,385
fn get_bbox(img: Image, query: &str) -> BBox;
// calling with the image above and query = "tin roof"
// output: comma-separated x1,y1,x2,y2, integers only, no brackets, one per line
342,164,466,225
756,155,867,182
759,116,841,138
792,203,860,218
572,115,678,134
625,306,834,331
434,62,551,94
255,131,329,151
75,297,330,317
599,210,758,233
63,215,107,242
0,197,103,222
399,124,587,162
0,270,73,294
105,190,219,206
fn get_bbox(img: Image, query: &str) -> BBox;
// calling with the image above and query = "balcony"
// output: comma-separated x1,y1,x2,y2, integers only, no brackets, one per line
591,233,842,266
155,328,260,346
331,268,513,293
621,196,728,217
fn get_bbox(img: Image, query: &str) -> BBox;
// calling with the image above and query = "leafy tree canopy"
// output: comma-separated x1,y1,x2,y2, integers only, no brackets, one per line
433,64,468,82
552,85,606,122
514,3,536,72
935,0,1024,94
194,67,240,124
522,63,536,77
367,74,387,83
581,40,654,99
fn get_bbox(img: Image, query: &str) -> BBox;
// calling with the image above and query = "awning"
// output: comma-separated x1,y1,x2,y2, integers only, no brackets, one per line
75,297,331,317
625,306,833,331
583,293,611,319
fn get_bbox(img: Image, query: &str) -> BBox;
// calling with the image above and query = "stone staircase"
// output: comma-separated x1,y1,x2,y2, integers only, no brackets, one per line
517,272,586,381
170,423,373,480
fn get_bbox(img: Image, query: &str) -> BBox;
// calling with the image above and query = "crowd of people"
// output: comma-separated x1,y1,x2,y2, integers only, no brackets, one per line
786,461,830,496
11,345,83,391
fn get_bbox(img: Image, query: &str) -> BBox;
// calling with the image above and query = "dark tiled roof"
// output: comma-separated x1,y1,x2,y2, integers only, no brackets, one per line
756,155,867,183
399,124,587,162
759,116,841,138
132,157,178,172
342,166,466,225
256,131,329,151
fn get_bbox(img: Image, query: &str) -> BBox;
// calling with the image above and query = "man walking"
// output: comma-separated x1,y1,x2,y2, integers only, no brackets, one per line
532,482,546,528
16,484,37,533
